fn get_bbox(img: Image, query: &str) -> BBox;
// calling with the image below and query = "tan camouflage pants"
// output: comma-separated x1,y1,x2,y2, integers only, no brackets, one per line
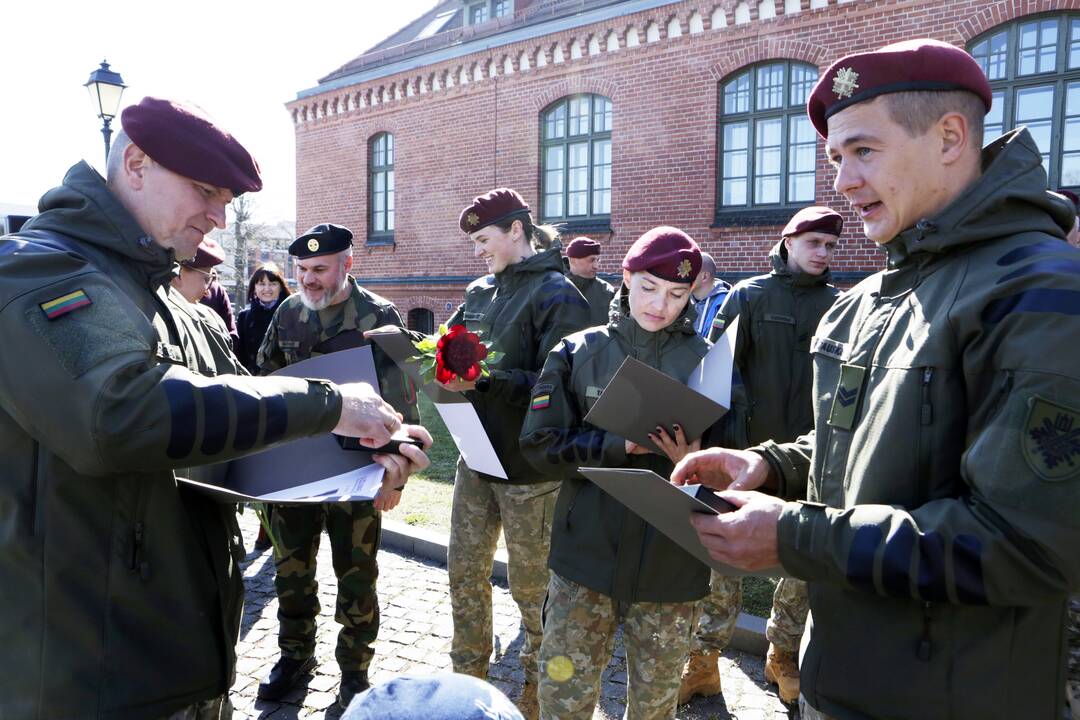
447,459,559,683
799,695,837,720
538,573,696,720
766,577,809,652
157,695,232,720
691,571,741,652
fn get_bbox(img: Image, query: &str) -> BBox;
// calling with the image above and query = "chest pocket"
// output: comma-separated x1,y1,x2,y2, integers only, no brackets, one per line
279,339,303,365
155,342,185,366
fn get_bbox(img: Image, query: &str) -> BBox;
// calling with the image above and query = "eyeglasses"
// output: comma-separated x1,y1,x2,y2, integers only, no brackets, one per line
185,265,219,287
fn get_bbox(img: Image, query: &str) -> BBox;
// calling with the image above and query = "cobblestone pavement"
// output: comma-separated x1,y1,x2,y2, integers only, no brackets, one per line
231,511,795,719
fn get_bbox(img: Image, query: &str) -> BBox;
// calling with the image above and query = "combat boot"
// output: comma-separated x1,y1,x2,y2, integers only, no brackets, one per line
517,680,539,720
678,651,722,704
338,670,370,710
257,655,317,700
763,644,800,704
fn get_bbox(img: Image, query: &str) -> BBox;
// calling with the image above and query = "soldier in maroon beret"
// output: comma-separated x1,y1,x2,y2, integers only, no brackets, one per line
520,226,722,718
676,38,1080,720
444,187,592,718
564,237,615,326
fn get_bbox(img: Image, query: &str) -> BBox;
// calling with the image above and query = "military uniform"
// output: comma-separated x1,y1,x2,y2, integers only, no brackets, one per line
696,240,840,657
0,161,342,718
257,275,418,674
760,129,1080,718
521,228,712,720
567,273,615,327
445,244,591,686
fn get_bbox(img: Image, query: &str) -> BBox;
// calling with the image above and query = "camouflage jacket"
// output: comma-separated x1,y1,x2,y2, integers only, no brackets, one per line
170,289,250,378
0,162,343,719
760,130,1080,719
447,247,591,483
258,277,419,423
520,289,711,602
709,241,839,448
568,273,616,327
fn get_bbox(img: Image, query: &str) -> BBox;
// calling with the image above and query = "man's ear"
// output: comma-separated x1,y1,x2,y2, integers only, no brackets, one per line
343,252,354,273
939,111,970,165
124,144,150,190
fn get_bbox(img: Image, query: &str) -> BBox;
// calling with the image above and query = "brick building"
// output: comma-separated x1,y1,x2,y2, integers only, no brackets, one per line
289,0,1080,330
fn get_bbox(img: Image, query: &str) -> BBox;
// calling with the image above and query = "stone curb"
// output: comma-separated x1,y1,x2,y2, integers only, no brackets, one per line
381,518,768,657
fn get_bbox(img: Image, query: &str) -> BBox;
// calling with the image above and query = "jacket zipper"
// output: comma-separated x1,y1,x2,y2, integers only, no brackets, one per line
917,601,933,661
130,488,150,580
916,368,934,500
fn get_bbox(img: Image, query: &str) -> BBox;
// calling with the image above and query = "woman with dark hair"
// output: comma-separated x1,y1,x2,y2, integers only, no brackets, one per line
442,188,592,719
236,262,291,374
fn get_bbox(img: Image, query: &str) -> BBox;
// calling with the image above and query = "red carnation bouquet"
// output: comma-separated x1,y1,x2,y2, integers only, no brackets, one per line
411,324,503,384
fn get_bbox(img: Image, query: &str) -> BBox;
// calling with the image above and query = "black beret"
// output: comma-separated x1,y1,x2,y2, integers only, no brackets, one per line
121,97,262,195
289,223,353,258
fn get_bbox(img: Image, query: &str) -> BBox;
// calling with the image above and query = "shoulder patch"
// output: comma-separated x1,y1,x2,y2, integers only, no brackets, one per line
40,289,92,319
1023,396,1080,481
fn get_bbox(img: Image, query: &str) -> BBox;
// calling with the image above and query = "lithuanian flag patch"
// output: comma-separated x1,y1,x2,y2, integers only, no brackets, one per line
530,393,551,411
40,289,92,320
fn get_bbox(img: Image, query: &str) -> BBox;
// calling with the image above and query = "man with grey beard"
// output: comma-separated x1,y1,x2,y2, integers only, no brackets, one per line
256,223,421,709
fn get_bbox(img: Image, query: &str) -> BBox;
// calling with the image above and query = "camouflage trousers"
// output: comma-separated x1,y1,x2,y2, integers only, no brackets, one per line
156,695,232,720
271,501,381,672
799,695,838,720
692,573,808,652
447,459,559,683
538,573,696,720
766,577,809,652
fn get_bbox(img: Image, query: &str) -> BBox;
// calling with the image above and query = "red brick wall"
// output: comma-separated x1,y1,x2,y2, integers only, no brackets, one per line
291,0,1079,320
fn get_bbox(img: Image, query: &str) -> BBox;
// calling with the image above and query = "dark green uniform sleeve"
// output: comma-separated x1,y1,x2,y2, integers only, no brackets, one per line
777,256,1080,607
0,271,342,477
520,338,627,478
372,302,420,424
481,274,591,408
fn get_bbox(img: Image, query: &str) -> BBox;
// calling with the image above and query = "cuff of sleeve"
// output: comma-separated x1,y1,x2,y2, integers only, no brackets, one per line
601,432,628,465
777,499,833,582
305,379,344,435
750,440,796,499
476,371,504,393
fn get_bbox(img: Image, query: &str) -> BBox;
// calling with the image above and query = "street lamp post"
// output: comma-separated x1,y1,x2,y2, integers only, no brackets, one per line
84,60,127,165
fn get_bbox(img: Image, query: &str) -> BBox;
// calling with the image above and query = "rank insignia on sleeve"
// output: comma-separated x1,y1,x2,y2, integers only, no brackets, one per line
1023,396,1080,481
531,393,551,411
827,363,864,430
40,289,92,320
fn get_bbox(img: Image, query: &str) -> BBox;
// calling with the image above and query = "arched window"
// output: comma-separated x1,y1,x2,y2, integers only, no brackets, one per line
969,14,1080,188
717,61,818,212
540,94,613,222
369,133,394,244
408,307,434,335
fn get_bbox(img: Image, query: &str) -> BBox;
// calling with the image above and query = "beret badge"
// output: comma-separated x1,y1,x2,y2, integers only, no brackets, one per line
832,67,860,99
307,238,320,252
467,212,480,227
676,259,692,279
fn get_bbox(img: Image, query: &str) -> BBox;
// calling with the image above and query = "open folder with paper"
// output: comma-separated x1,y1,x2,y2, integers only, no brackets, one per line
368,327,508,479
177,346,393,503
578,466,779,577
582,316,739,453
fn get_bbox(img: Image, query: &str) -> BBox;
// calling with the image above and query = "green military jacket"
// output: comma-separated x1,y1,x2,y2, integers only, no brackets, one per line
258,276,419,423
520,290,711,602
757,130,1080,719
0,162,343,719
568,273,616,327
448,247,591,483
172,289,250,377
710,241,839,448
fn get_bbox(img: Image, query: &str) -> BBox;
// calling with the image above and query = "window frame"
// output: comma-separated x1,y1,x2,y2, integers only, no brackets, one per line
368,132,395,246
539,93,613,226
969,13,1080,191
714,60,820,225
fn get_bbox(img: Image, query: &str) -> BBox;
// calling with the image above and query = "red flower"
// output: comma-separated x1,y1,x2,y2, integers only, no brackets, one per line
435,325,489,382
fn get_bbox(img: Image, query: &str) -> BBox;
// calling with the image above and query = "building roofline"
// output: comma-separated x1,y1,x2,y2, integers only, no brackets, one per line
297,0,679,100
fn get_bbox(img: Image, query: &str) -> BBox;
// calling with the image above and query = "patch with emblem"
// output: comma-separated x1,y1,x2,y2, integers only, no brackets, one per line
812,336,847,361
712,315,726,331
828,363,865,430
832,67,860,99
585,385,603,400
676,259,692,279
307,238,320,252
531,393,551,411
1023,396,1080,481
467,212,480,227
40,289,92,319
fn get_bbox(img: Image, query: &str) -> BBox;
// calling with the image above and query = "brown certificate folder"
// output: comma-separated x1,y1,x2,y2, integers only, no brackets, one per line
578,466,780,577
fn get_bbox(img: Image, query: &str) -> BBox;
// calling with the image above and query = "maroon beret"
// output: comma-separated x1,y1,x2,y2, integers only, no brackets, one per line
808,39,993,139
783,206,844,238
459,188,530,234
1059,189,1080,214
181,238,226,269
566,237,602,258
121,97,262,195
622,226,702,284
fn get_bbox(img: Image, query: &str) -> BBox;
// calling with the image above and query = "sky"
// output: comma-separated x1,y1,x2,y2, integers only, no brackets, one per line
0,1,436,224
